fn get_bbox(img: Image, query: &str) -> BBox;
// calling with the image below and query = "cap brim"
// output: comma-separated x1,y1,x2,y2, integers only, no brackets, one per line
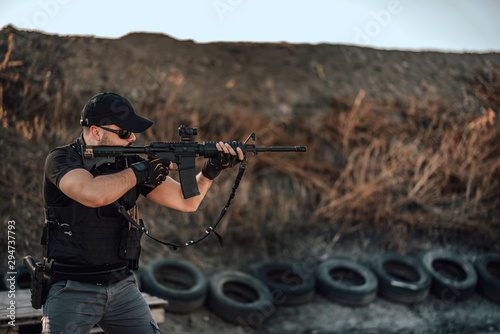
115,114,154,133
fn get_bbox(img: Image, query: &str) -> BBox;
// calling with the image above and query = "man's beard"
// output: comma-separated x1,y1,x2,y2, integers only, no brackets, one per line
100,132,112,145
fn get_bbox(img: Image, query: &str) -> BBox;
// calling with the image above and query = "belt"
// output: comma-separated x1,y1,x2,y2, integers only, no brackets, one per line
50,262,128,275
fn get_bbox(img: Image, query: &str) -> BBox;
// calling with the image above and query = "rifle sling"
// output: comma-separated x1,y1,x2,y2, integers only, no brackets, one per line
114,160,247,250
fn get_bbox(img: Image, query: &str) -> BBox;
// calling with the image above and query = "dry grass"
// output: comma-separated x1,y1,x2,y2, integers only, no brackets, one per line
135,84,500,253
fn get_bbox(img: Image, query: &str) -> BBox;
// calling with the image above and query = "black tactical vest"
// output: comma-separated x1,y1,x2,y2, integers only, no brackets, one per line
43,139,141,267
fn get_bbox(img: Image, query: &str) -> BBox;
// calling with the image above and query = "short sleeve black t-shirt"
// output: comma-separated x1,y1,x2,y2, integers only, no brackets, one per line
43,135,153,207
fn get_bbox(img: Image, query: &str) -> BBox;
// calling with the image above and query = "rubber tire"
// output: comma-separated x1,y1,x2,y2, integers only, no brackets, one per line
3,265,30,290
207,270,274,327
251,261,315,305
370,253,431,304
0,269,5,290
421,249,477,301
316,258,378,306
140,258,208,313
474,253,500,303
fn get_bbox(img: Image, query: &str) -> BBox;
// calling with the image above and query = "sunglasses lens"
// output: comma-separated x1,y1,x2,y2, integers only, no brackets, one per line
119,130,132,139
97,126,132,139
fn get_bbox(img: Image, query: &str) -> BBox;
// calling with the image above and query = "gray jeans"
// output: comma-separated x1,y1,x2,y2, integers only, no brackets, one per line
42,273,160,333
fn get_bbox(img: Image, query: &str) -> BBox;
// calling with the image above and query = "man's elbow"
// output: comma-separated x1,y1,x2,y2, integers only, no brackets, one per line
183,203,200,213
178,199,202,213
79,195,110,208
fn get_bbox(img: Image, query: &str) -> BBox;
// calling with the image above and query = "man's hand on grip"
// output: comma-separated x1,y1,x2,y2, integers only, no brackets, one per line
131,157,171,186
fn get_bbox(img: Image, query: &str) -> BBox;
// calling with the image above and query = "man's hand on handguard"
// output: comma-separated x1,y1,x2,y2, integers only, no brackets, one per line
202,142,244,180
130,157,171,186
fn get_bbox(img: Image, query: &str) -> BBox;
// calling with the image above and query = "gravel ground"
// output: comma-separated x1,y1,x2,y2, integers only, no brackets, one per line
157,290,500,333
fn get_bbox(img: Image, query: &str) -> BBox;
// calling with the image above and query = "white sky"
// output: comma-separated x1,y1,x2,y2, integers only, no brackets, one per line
1,0,499,52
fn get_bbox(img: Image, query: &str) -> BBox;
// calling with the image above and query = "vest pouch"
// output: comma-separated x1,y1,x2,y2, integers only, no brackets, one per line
119,225,144,261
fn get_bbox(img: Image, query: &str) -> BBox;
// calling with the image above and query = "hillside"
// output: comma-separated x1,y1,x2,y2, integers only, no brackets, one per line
1,24,499,333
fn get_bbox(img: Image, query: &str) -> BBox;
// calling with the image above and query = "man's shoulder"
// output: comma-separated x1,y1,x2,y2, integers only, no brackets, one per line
48,137,80,154
46,139,82,166
49,143,77,154
44,138,84,188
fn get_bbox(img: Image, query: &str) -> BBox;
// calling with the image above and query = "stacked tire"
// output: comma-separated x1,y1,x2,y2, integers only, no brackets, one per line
421,249,477,301
314,251,500,305
140,258,208,313
140,251,500,326
316,258,378,306
474,253,500,303
207,270,274,327
2,264,31,290
370,253,431,303
314,254,432,305
251,261,316,306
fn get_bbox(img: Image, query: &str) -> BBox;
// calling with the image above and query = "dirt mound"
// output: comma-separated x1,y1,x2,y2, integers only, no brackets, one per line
2,24,499,116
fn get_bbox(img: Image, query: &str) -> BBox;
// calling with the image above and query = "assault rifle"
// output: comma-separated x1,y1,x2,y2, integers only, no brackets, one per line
83,126,307,199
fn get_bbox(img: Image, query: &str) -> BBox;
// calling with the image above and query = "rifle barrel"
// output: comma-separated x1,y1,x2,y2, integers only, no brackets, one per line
251,146,307,152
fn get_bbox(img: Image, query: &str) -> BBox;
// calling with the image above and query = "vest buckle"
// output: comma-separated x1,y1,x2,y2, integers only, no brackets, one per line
59,223,73,236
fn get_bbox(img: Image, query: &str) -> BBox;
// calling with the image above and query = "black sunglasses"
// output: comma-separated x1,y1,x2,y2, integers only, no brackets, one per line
97,126,133,139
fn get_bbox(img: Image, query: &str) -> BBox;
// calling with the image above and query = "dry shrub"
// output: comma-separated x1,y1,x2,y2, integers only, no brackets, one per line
311,90,499,251
138,86,500,254
470,64,500,110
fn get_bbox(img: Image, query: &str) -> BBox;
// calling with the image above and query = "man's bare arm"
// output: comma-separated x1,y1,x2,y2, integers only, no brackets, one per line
145,172,213,212
59,168,137,208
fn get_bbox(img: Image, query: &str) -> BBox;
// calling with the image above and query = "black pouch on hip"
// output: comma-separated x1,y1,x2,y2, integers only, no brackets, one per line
23,256,51,309
119,224,144,262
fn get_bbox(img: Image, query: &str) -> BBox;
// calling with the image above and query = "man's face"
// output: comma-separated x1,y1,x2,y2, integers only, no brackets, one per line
97,124,136,146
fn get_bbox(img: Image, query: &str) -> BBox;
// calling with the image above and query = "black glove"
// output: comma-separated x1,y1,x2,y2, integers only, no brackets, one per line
130,157,170,186
202,150,241,180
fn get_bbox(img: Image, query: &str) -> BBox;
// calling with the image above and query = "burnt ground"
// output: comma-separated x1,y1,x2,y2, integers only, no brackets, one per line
158,287,500,334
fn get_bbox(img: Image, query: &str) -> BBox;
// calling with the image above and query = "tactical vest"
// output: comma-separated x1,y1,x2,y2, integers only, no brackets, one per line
43,139,142,267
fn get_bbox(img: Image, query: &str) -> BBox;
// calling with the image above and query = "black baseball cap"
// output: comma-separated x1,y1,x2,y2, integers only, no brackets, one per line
80,92,154,132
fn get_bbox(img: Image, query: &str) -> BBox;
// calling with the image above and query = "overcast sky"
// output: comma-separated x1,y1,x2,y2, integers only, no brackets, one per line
1,0,499,52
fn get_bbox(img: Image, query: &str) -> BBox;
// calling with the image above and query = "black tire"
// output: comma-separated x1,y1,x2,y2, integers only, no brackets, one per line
3,265,31,290
207,270,274,327
0,269,5,290
421,249,477,301
474,253,500,303
316,258,378,306
251,261,315,306
140,258,208,313
370,253,431,304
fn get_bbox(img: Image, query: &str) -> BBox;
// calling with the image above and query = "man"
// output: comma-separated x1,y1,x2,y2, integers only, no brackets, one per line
41,92,243,333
